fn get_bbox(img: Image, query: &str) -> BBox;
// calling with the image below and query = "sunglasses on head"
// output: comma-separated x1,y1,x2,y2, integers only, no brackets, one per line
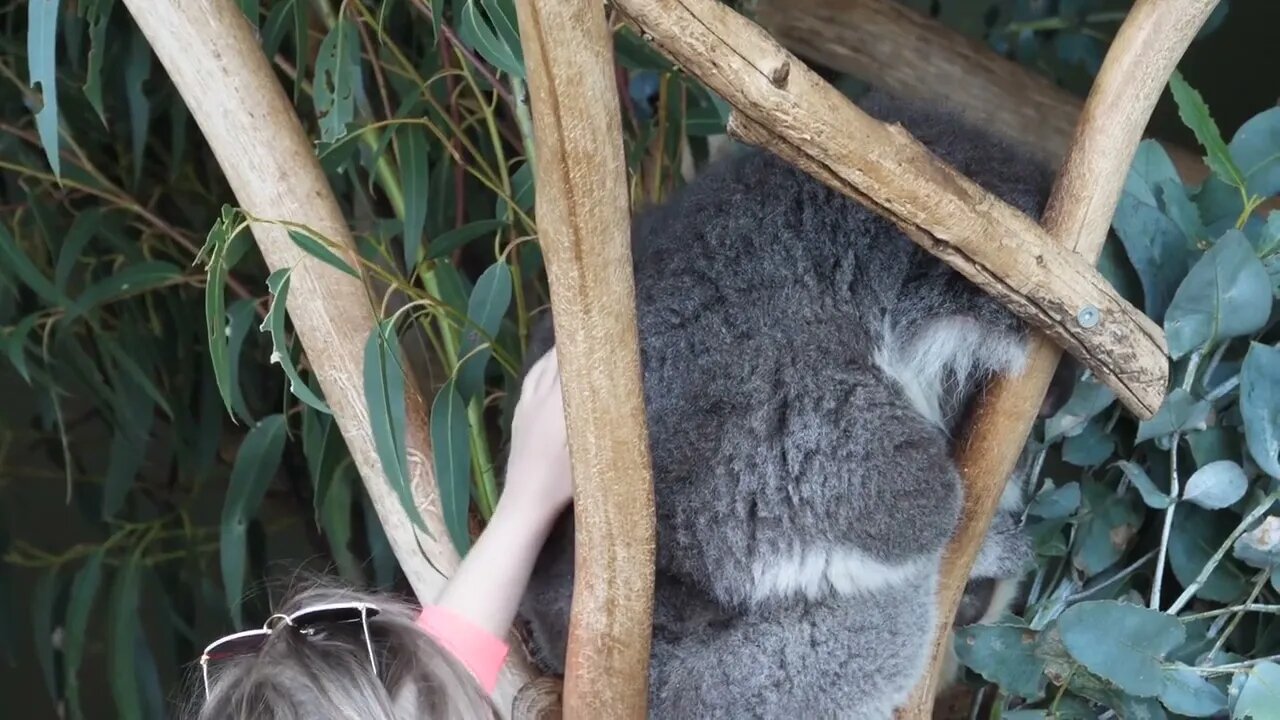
199,602,382,698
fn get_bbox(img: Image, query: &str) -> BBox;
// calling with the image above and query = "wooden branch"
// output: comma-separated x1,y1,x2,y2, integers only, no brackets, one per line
512,0,657,717
119,0,537,714
613,0,1169,418
897,1,1221,715
754,0,1208,183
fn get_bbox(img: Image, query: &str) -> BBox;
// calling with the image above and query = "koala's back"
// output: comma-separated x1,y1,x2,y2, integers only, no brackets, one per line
519,90,1052,718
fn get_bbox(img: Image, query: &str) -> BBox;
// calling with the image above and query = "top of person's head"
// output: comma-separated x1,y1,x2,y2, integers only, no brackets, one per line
185,579,498,720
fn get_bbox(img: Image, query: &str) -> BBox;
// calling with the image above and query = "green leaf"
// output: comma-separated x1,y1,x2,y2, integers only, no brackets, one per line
1182,460,1248,510
1115,460,1173,510
237,0,260,26
1028,481,1082,520
1168,504,1252,603
483,0,524,67
32,568,60,705
203,208,245,419
953,623,1046,699
1057,600,1185,697
431,379,472,555
64,549,106,720
28,0,62,177
428,219,506,261
1164,231,1271,359
102,380,155,518
319,460,363,584
66,261,181,321
363,492,399,590
1241,342,1280,478
1235,662,1280,719
1137,389,1212,443
81,0,115,123
458,0,524,78
1168,70,1245,191
1159,663,1227,717
6,313,41,384
1233,516,1280,571
456,262,513,401
125,30,152,189
496,161,536,220
0,221,66,306
362,319,427,531
287,228,359,278
1062,418,1115,467
262,268,331,414
108,556,144,720
55,209,101,293
314,19,359,143
1073,479,1142,575
1224,107,1280,201
399,125,431,269
220,414,287,628
225,298,259,424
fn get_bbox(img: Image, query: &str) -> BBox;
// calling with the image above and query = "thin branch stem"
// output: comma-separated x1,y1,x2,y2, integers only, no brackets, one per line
1168,490,1280,615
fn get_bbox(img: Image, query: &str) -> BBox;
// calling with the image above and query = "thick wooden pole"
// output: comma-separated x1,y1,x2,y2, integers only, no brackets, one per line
512,0,657,717
119,0,536,713
897,1,1220,714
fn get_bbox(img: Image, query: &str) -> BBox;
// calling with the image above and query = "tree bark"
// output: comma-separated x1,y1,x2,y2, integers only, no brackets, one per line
896,1,1221,715
613,0,1168,418
512,0,657,717
120,0,537,713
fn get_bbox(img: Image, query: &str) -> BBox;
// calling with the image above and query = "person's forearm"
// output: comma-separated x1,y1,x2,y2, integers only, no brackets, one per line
433,485,563,638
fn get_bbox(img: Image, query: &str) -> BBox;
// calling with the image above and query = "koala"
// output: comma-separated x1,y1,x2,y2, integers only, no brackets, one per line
516,90,1068,718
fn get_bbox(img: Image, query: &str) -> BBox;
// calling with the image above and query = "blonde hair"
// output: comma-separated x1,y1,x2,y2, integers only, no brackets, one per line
186,581,498,720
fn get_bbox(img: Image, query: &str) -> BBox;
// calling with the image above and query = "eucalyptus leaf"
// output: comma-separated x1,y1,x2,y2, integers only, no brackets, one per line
1164,231,1270,359
1233,516,1280,571
1057,600,1186,697
220,414,287,628
427,219,506,261
1074,479,1143,575
108,556,144,720
125,30,152,189
28,0,62,178
314,19,359,143
0,221,67,306
64,549,106,720
1183,460,1250,510
225,298,259,424
399,125,430,269
1169,504,1252,603
1116,460,1173,510
1234,662,1280,719
1159,663,1228,717
32,568,60,705
458,0,524,78
431,379,472,555
81,0,115,123
953,623,1046,699
362,319,426,532
1028,481,1082,520
1137,389,1212,443
262,269,331,414
1168,71,1246,191
66,260,182,321
1241,342,1280,479
1224,107,1280,201
287,229,359,278
456,262,513,401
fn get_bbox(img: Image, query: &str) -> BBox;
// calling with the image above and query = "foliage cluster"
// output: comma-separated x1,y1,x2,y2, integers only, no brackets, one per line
0,0,1272,718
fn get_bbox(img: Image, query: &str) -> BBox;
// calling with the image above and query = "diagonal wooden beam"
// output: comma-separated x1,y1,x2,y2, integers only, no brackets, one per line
612,0,1168,419
512,0,658,717
898,1,1221,714
119,0,539,714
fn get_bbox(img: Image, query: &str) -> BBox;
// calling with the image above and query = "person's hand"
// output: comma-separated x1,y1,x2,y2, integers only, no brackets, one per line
503,347,573,518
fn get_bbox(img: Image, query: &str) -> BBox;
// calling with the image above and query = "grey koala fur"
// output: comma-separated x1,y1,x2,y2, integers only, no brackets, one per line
515,90,1062,718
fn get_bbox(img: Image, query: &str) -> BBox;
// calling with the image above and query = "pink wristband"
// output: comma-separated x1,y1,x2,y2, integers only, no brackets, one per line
415,605,509,694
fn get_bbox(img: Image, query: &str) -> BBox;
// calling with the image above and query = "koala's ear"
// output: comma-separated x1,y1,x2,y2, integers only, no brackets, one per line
1039,356,1079,418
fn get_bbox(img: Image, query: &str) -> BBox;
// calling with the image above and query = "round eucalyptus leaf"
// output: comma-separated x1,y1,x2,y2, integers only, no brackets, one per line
1163,231,1271,359
1233,516,1280,571
1057,600,1186,698
1160,663,1228,717
1233,662,1280,719
953,623,1046,700
1183,460,1250,510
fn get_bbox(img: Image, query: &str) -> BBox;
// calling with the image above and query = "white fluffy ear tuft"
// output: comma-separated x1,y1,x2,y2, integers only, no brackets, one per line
874,316,1028,429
